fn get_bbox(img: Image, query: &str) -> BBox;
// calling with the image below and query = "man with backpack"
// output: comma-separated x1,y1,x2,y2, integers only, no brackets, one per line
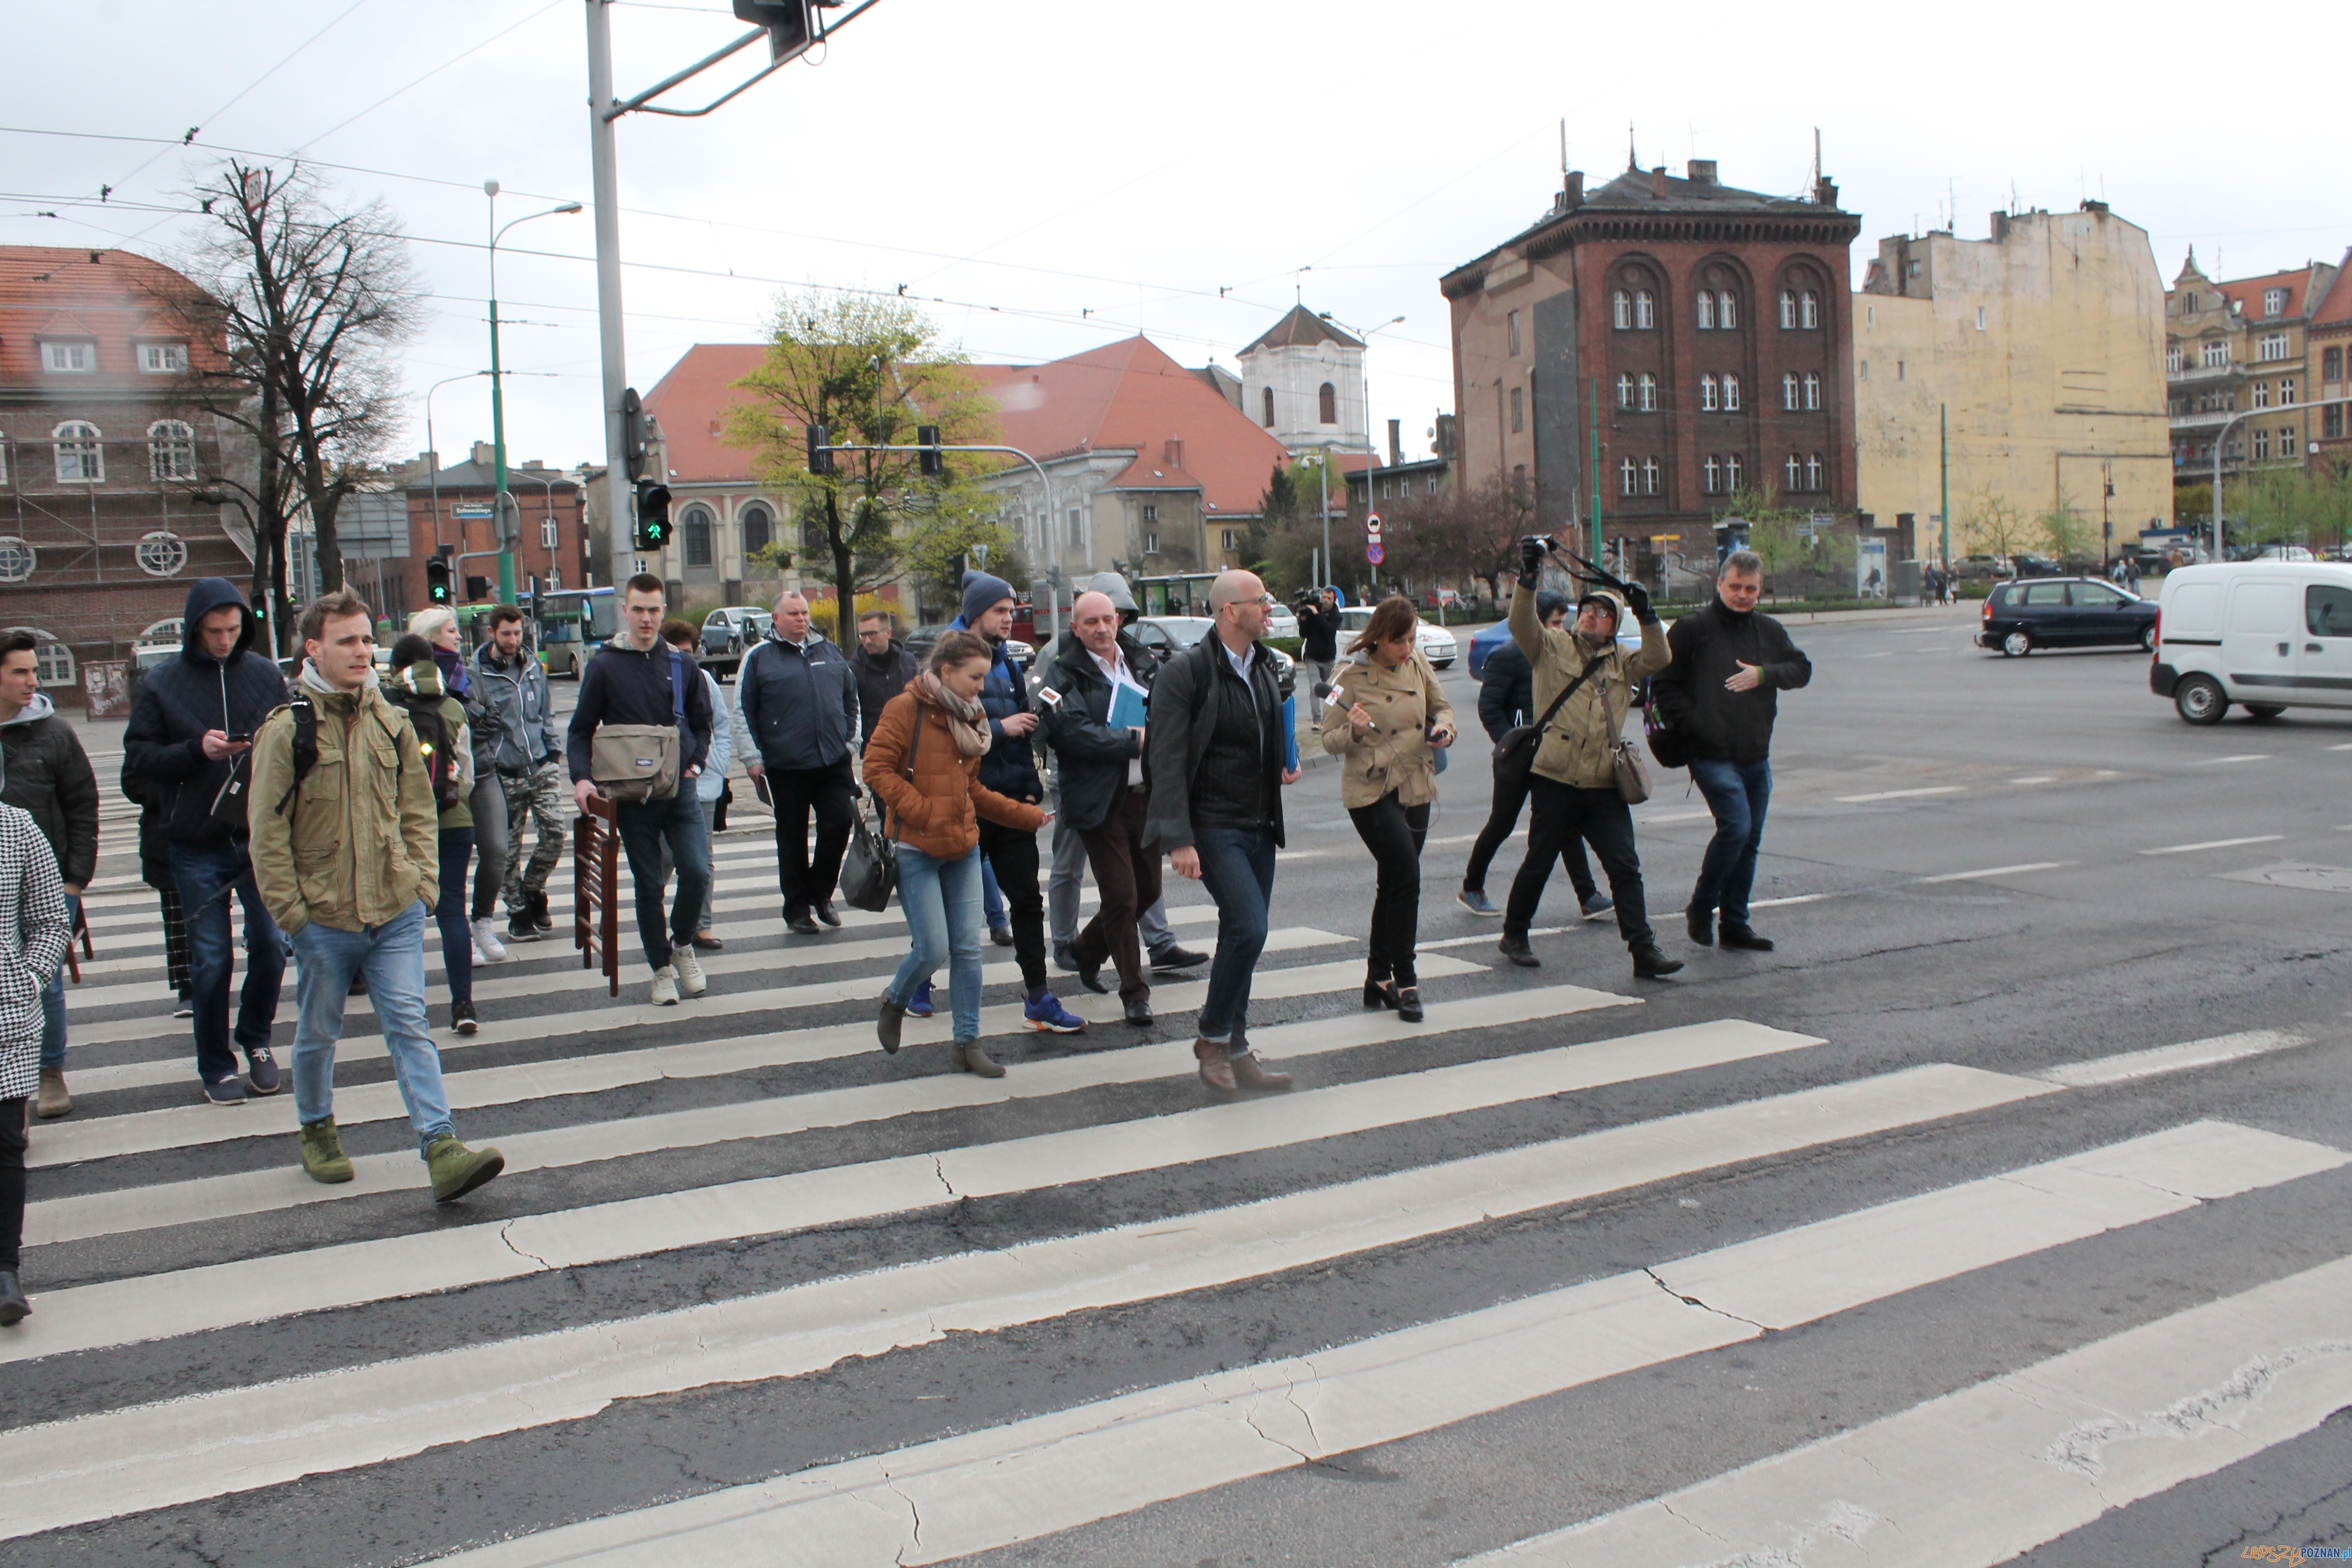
247,591,504,1204
386,633,481,1035
567,574,715,1006
470,604,564,949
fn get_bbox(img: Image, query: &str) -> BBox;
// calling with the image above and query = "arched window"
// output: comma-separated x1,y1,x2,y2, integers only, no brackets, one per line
1613,290,1632,329
1722,373,1741,411
1635,290,1655,329
1317,382,1337,425
53,421,102,483
1718,291,1738,330
1782,373,1800,411
1800,291,1820,329
146,420,197,482
1806,452,1825,491
1620,458,1638,496
1704,455,1722,493
1785,454,1804,492
1725,453,1743,491
1700,374,1718,412
1803,372,1821,411
1615,373,1633,409
1778,291,1797,329
1641,456,1661,494
1637,373,1658,412
679,503,714,567
1262,386,1275,428
1696,292,1715,330
135,531,188,578
0,540,34,585
739,501,773,558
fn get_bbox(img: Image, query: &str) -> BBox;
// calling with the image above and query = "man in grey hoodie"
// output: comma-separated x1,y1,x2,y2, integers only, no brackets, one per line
0,631,95,1118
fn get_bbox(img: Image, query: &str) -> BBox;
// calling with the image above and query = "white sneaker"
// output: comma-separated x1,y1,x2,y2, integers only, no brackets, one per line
650,966,680,1006
471,941,488,967
471,918,509,962
671,944,707,997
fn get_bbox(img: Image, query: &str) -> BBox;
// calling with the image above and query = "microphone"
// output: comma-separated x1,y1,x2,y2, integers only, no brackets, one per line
1316,681,1377,731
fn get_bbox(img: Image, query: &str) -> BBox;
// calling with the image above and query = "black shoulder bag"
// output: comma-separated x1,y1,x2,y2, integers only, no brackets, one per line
1490,657,1600,797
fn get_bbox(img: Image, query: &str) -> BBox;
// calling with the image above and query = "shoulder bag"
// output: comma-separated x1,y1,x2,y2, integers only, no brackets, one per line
588,650,685,804
1490,657,1599,797
1605,677,1652,805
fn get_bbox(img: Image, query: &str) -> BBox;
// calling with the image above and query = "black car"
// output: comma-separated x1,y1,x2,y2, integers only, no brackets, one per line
1977,577,2158,656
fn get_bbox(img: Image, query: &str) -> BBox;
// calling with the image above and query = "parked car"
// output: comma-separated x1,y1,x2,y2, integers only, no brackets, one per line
904,624,1032,668
697,606,772,679
1264,604,1300,640
2152,560,2352,724
1976,577,2157,657
1468,603,1645,678
1332,606,1457,668
1952,554,2010,580
2255,545,2317,563
1131,616,1294,679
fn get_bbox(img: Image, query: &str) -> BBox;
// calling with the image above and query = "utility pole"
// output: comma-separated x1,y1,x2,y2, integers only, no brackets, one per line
1939,402,1950,578
1588,377,1602,560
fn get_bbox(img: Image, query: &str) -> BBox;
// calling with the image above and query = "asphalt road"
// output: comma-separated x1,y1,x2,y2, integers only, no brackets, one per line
10,605,2351,1566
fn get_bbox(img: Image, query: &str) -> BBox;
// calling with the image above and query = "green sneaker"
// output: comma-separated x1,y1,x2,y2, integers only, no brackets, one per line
426,1135,505,1204
300,1118,355,1184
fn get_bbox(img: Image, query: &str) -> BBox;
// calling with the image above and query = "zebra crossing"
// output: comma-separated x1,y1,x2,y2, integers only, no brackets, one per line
8,822,2350,1566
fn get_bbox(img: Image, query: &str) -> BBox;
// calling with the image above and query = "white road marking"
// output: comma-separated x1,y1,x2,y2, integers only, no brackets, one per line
1417,927,1566,951
1747,892,1834,908
1467,1253,2352,1566
2139,834,2285,856
2192,753,2271,765
408,1123,2344,1568
2010,774,2056,785
2327,742,2352,752
0,1061,2038,1534
1913,861,2072,884
2034,1028,2314,1087
1637,810,1714,825
1835,786,1964,803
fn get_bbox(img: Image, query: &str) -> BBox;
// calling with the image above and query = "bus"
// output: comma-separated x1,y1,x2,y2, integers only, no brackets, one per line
524,587,618,678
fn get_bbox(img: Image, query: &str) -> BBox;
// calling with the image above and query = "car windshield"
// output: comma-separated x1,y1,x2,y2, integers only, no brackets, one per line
1150,618,1216,647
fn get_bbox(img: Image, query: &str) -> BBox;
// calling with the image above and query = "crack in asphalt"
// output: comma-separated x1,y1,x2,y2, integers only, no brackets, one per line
498,1221,553,1271
2043,1340,2352,1477
1643,1266,1768,1332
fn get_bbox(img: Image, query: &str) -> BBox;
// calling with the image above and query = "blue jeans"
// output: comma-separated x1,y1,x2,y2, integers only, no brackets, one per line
289,900,454,1155
981,854,1005,929
1191,824,1277,1044
434,827,474,1008
38,894,78,1070
171,841,287,1087
887,843,984,1041
1688,756,1773,925
614,793,711,971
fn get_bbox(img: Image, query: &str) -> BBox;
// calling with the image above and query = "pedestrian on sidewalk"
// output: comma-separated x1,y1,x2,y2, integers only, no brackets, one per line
1298,587,1341,718
1647,548,1811,953
467,604,563,951
0,631,97,1117
1321,596,1455,1023
1145,569,1300,1096
1457,590,1609,923
866,631,1053,1076
1497,542,1681,980
1041,590,1162,1026
661,620,729,950
385,634,480,1036
946,571,1085,1037
122,578,291,1104
732,590,857,936
248,591,503,1204
0,801,72,1324
568,575,716,1006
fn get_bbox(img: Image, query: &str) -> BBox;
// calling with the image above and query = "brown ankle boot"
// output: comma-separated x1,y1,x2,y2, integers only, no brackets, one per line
35,1068,70,1119
1193,1036,1237,1095
1231,1052,1293,1092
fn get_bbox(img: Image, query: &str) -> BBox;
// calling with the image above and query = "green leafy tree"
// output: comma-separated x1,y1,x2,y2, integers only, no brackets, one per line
723,291,1003,627
2037,488,2098,563
1720,485,1809,576
1963,488,2030,562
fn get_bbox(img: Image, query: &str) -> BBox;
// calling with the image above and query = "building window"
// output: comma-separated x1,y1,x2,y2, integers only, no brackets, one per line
1974,306,1988,331
1779,291,1796,329
2325,347,2344,383
1620,458,1638,496
1719,291,1737,330
1700,374,1718,411
1142,529,1160,554
1637,373,1657,412
2281,378,2296,405
2259,333,2289,362
1785,453,1804,491
2167,345,2184,374
739,501,772,557
146,420,197,481
2253,382,2270,409
1141,503,1158,524
1510,386,1525,432
1641,456,1661,495
1318,382,1337,424
1803,372,1821,411
680,504,713,567
0,540,35,584
53,422,102,483
2264,287,2288,316
1613,290,1632,329
1616,372,1634,410
1068,507,1084,549
1782,373,1800,411
2326,404,2345,440
1722,373,1741,411
2202,339,2230,368
135,531,188,578
541,516,559,550
1261,386,1275,428
1426,476,1438,495
139,342,189,374
41,341,95,374
1725,453,1743,490
2255,428,2271,461
1222,529,1239,552
1703,455,1722,493
1806,452,1823,491
1697,292,1714,330
1507,309,1521,355
1635,290,1655,329
1897,360,1906,381
1800,290,1820,329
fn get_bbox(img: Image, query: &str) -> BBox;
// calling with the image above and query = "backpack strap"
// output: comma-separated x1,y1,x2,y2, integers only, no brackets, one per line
273,696,318,817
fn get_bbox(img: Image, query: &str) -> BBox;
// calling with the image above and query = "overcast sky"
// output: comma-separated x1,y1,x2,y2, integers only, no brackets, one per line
9,0,2345,477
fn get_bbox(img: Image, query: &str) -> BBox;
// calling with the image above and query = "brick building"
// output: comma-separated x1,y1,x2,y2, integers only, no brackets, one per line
0,246,254,701
2166,253,2340,493
386,443,591,620
1441,159,1863,579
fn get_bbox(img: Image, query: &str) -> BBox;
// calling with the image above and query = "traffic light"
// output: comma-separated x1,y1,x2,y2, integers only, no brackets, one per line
426,554,452,605
917,424,943,478
621,387,648,481
807,423,834,477
632,477,673,553
495,491,521,551
731,0,836,64
465,575,492,602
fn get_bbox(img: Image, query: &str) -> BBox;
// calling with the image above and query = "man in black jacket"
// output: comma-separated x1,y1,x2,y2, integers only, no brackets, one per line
732,590,859,935
1297,587,1341,717
0,631,97,1117
1144,570,1298,1096
1647,549,1812,951
123,577,292,1103
1458,590,1607,921
848,609,916,749
568,575,717,1005
1041,591,1161,1025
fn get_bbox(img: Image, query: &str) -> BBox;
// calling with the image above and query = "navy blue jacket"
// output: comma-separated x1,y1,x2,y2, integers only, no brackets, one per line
1476,640,1536,743
735,630,858,772
564,636,715,783
122,578,291,847
945,618,1044,804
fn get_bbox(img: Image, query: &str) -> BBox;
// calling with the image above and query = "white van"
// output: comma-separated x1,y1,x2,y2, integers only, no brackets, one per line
2151,561,2352,724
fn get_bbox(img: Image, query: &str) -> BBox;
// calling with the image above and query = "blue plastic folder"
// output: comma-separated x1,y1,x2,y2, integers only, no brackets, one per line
1107,682,1148,730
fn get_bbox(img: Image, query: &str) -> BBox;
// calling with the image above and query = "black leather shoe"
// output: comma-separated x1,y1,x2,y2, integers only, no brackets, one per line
1150,944,1208,973
1124,995,1154,1027
1631,941,1685,979
1393,986,1424,1023
786,908,820,936
1076,961,1112,995
1685,907,1714,947
1364,977,1397,1009
813,901,842,928
1719,922,1776,952
0,1270,29,1326
1053,943,1080,972
1498,935,1540,968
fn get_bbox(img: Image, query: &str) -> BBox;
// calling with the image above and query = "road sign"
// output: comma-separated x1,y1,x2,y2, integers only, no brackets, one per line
451,503,496,520
1365,511,1382,541
1366,541,1385,565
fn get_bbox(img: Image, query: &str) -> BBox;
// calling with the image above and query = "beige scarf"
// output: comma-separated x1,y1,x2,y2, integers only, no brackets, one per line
912,670,993,758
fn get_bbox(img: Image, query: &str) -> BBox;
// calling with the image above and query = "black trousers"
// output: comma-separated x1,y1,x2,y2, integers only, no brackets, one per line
1074,789,1162,1003
1505,778,1652,947
0,1097,24,1273
770,758,856,914
1348,790,1431,987
977,816,1048,993
1463,764,1596,900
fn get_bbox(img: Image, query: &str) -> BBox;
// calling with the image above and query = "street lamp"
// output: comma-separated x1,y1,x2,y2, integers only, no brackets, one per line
423,369,492,559
484,180,584,602
1315,313,1405,591
2209,406,2258,562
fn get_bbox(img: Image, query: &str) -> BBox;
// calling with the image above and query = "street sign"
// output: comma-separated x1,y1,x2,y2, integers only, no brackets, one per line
451,503,496,520
1365,511,1382,541
1366,541,1385,565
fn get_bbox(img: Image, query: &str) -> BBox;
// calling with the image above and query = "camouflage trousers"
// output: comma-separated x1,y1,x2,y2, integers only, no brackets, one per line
499,760,568,912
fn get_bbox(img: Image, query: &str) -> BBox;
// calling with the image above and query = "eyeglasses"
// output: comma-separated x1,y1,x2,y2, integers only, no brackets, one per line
1240,594,1275,607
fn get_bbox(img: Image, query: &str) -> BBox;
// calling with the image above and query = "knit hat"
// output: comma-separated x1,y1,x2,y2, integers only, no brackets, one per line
959,569,1015,628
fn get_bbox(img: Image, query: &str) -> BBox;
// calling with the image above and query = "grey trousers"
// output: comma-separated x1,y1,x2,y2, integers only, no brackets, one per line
467,775,508,921
1048,801,1173,953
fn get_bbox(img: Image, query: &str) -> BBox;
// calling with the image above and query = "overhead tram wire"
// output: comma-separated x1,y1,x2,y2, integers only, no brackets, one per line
292,0,568,154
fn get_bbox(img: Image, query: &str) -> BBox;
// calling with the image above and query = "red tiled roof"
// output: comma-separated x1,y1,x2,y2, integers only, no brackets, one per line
0,246,216,384
640,344,769,484
2311,252,2352,329
2215,267,2311,321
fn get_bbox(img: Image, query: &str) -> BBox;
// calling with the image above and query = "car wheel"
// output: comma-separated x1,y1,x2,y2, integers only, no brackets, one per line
2174,673,2226,725
2001,629,2032,657
2137,624,2155,652
2245,704,2285,721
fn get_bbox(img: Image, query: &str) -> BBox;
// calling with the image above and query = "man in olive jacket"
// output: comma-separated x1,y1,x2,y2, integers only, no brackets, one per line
1499,543,1681,979
248,591,503,1205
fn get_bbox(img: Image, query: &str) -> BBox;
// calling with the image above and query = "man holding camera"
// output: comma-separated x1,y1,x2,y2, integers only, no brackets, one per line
1296,587,1341,719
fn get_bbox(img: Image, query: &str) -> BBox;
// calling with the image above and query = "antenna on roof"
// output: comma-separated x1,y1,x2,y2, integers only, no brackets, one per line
1559,117,1568,176
1626,121,1637,171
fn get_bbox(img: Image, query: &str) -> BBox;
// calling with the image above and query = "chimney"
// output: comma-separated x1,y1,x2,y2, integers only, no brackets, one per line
1651,166,1668,197
1387,418,1404,467
471,440,495,467
1562,170,1583,208
1814,176,1839,208
1686,159,1717,184
1163,437,1183,469
1990,211,2010,243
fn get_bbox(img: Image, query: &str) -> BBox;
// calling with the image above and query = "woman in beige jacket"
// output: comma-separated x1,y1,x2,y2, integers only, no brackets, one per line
1320,596,1456,1022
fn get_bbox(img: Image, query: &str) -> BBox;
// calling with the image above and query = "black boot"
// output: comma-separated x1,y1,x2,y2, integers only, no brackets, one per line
1631,940,1685,979
0,1270,29,1326
1498,934,1540,968
1719,922,1776,952
1685,906,1714,947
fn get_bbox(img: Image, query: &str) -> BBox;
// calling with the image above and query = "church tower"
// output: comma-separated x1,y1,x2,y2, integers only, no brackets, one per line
1237,304,1368,458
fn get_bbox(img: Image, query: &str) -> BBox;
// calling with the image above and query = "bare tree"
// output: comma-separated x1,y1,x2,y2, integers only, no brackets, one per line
162,160,420,648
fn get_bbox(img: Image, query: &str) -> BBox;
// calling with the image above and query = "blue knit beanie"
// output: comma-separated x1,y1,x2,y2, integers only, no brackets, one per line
960,569,1015,628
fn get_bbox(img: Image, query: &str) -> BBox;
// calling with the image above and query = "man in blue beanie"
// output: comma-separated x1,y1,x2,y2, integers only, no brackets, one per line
946,571,1086,1036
